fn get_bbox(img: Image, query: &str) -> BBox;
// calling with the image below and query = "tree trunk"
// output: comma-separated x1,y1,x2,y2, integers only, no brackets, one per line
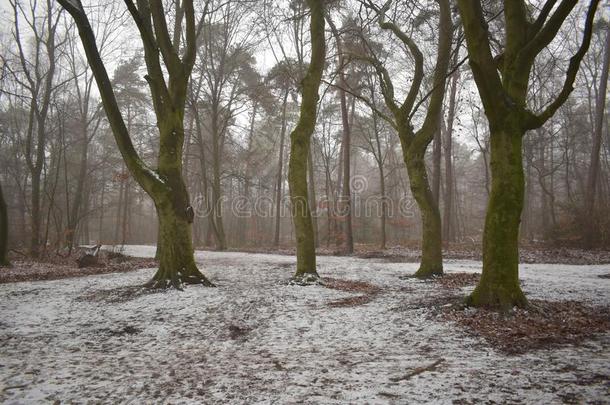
211,106,227,250
329,19,354,254
339,91,353,253
274,90,289,247
443,65,459,243
0,182,10,267
121,179,131,245
370,82,386,249
466,124,527,310
287,0,325,282
431,122,442,205
405,150,443,277
148,194,212,288
584,26,610,247
242,101,258,247
308,143,319,248
59,0,214,288
115,174,124,243
67,116,89,251
379,163,387,250
148,114,213,288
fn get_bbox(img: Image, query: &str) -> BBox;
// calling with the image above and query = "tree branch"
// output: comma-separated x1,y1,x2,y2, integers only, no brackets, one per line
521,0,577,62
57,0,163,193
526,0,601,130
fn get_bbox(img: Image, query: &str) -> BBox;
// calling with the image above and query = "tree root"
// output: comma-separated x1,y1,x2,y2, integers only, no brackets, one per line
289,272,323,286
414,265,443,279
144,270,215,290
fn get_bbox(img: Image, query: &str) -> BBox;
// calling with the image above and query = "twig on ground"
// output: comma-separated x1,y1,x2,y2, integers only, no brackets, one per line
389,358,445,382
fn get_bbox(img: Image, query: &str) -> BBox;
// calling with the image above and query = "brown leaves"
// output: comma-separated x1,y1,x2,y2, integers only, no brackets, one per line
436,272,480,289
323,277,381,308
442,300,610,355
0,249,156,284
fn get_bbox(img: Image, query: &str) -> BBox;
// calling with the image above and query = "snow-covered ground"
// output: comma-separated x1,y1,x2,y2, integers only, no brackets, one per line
1,246,608,404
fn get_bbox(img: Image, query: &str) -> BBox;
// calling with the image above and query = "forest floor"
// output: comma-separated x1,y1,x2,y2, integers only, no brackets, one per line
0,246,609,404
0,249,157,284
229,242,610,265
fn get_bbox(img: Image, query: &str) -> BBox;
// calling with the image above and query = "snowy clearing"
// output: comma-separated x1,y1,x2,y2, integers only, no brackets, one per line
1,246,609,404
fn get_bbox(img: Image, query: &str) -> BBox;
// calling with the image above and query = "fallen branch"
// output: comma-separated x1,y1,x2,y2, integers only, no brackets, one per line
389,358,445,382
8,249,26,257
3,384,29,391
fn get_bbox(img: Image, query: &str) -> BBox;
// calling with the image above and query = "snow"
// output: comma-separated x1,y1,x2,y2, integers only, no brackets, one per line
143,168,166,185
1,246,609,403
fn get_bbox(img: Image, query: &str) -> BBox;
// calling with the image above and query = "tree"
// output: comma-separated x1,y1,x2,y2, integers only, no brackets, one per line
327,16,354,254
0,182,9,267
457,0,600,309
357,68,392,249
195,5,257,250
8,0,62,257
363,0,452,277
111,54,149,248
58,0,213,288
584,21,609,247
443,51,461,244
288,0,325,283
63,15,117,251
267,60,298,247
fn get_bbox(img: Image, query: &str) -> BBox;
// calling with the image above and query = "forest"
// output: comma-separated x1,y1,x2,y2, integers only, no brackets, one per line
0,0,609,403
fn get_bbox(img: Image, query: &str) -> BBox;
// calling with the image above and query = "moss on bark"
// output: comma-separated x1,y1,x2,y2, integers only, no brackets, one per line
457,0,600,310
58,0,214,289
146,201,213,289
405,155,443,278
368,0,451,279
287,0,325,280
466,123,527,310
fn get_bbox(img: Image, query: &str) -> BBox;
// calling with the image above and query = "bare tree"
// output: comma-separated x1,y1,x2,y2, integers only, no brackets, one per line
362,0,452,277
457,0,600,309
584,22,610,247
58,0,214,288
288,0,326,283
8,0,63,256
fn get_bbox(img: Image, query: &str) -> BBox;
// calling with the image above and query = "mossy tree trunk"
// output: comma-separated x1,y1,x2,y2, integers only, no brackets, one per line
457,0,600,309
59,0,214,288
0,183,10,267
149,183,212,288
466,120,527,309
287,0,325,282
403,146,443,277
364,0,451,278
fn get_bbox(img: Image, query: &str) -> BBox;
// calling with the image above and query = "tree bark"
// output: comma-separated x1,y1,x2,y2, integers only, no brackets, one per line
443,64,459,243
59,0,213,288
466,123,527,309
368,0,451,277
457,0,599,309
328,17,353,253
0,183,10,267
404,148,443,277
584,25,610,247
308,141,319,248
274,90,289,247
287,0,325,281
431,120,442,205
211,104,228,250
